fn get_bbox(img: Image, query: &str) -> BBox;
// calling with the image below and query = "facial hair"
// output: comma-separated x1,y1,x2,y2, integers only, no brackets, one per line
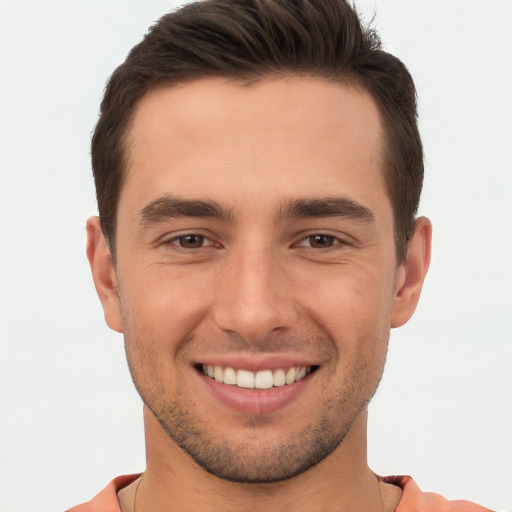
123,327,388,483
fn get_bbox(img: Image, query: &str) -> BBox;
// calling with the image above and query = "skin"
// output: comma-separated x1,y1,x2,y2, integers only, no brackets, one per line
87,76,431,511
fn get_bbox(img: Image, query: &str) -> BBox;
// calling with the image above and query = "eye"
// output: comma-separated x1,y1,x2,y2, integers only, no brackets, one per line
167,234,215,249
298,234,340,249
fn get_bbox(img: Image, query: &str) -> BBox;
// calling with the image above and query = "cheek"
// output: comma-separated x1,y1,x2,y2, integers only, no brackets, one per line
294,264,394,385
119,264,213,344
298,263,396,334
118,272,201,400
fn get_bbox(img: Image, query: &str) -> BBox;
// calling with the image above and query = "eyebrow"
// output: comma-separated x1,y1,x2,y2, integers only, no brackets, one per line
276,197,375,223
139,194,374,226
140,196,234,225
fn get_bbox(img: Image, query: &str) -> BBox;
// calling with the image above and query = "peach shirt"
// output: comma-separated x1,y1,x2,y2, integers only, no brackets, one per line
66,473,493,512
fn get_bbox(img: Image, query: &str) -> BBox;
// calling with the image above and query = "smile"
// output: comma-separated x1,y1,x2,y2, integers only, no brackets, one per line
201,365,314,390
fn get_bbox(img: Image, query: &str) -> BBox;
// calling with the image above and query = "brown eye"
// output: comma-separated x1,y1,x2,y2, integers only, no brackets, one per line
308,234,336,248
177,234,205,248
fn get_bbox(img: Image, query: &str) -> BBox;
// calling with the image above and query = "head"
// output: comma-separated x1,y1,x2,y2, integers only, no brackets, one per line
91,0,423,264
87,0,431,486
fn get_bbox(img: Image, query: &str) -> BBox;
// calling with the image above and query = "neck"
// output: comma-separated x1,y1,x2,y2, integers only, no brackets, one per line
121,408,393,512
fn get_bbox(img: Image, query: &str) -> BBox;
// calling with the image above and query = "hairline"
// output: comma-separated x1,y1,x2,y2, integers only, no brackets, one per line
103,72,407,264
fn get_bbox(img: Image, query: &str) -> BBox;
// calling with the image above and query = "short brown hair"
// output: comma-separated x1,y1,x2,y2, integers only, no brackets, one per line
92,0,423,262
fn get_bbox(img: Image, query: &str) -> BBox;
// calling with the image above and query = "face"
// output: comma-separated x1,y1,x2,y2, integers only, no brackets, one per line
89,77,427,483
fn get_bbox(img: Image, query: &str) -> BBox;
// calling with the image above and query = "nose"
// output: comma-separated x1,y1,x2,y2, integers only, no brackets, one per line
212,247,299,343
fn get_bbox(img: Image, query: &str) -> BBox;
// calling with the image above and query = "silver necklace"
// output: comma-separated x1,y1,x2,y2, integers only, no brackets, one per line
132,473,143,512
132,472,385,512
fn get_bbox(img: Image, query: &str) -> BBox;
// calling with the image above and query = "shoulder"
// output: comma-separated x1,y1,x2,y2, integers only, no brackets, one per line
65,474,141,512
384,475,493,512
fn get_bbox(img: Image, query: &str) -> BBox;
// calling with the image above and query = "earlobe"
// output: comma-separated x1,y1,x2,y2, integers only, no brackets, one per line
86,216,123,333
391,217,432,328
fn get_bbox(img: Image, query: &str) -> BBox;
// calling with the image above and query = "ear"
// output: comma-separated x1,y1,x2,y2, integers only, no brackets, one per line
86,216,123,333
391,217,432,328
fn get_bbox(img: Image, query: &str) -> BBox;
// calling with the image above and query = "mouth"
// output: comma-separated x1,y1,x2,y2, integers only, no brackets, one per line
198,364,318,390
195,361,320,414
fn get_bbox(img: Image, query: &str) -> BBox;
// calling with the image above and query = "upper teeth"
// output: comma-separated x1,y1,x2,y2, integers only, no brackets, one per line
202,365,310,389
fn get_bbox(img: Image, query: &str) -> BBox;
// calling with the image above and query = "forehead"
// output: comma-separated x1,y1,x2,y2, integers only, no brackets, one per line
122,76,387,216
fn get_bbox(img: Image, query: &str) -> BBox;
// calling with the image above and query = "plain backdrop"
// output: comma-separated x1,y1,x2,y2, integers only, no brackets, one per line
0,1,511,510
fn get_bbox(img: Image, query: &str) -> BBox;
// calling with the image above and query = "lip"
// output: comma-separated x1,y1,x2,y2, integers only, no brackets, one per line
196,362,317,415
195,353,320,372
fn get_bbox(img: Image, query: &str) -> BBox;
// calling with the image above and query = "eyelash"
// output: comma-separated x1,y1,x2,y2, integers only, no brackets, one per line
162,232,348,251
164,233,218,250
295,234,345,250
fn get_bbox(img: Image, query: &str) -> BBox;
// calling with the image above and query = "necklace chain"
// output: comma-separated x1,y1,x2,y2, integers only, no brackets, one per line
132,473,143,512
132,472,384,512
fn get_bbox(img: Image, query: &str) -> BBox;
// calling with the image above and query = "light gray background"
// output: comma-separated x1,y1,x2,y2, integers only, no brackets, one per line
0,1,511,510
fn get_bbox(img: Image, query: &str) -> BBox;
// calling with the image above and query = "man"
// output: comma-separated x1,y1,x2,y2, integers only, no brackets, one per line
69,0,491,510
